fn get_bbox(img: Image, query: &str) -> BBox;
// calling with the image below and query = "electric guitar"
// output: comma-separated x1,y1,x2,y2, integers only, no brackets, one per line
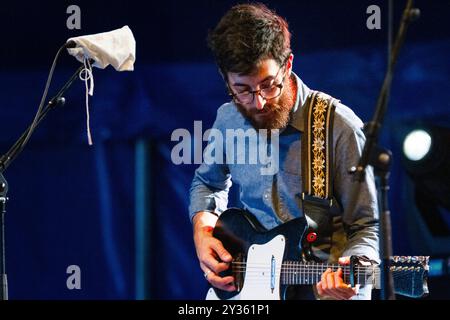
206,208,429,300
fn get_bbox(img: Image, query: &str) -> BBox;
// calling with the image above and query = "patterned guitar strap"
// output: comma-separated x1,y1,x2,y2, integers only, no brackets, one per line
300,90,342,262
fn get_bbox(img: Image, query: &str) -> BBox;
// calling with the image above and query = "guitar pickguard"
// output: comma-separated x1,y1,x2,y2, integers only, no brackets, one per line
206,235,286,300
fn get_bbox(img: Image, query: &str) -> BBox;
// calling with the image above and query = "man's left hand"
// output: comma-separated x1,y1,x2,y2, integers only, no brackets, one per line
316,256,358,300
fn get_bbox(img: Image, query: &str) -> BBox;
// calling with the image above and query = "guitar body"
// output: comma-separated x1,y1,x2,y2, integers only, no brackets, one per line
206,208,308,300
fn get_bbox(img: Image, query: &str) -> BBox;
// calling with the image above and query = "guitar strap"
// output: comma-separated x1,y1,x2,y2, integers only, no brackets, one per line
301,90,337,202
300,90,342,263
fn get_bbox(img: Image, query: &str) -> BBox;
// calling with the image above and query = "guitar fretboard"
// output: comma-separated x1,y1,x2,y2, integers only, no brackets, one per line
279,261,379,286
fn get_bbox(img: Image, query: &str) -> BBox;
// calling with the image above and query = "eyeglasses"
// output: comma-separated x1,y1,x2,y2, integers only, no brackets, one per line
228,63,287,105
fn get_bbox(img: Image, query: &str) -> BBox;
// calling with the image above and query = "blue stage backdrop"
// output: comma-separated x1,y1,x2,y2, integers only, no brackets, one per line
0,0,449,299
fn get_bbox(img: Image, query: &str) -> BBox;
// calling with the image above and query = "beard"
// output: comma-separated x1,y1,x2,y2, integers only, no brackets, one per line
235,76,296,130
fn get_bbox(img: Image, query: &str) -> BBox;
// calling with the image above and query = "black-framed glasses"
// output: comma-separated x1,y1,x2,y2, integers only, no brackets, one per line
228,63,287,105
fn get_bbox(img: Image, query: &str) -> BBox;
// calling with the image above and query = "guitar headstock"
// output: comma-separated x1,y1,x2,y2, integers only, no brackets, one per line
390,256,429,298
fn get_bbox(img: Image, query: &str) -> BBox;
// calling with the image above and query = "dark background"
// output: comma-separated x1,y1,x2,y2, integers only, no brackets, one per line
0,0,449,299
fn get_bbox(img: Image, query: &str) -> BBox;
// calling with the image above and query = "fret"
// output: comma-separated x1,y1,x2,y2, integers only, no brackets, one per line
288,262,291,284
292,261,295,285
307,263,311,285
314,263,319,284
303,263,306,285
314,263,318,284
308,263,312,285
305,263,308,285
302,263,305,285
313,263,316,284
289,261,292,285
284,262,287,284
293,262,296,284
314,264,319,283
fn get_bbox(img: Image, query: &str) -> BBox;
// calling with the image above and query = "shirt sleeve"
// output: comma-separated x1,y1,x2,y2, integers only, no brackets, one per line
333,104,380,264
188,105,232,222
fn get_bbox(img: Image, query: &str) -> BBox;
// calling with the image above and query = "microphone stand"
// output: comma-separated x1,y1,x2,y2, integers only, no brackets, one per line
0,63,85,300
347,0,420,300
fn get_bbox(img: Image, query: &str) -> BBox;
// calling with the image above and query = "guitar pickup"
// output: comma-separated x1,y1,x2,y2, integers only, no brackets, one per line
271,255,275,293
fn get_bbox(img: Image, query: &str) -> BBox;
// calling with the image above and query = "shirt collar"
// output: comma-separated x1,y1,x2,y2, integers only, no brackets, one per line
289,72,311,132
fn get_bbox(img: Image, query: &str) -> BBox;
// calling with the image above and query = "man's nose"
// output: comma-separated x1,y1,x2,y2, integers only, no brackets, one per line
254,93,266,110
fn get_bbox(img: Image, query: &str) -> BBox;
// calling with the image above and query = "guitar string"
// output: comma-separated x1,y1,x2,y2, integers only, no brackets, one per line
228,268,377,271
229,274,411,285
229,269,415,281
230,269,409,276
225,269,413,286
229,263,419,273
228,263,384,272
227,275,414,288
229,262,420,273
229,268,415,282
219,260,424,287
229,266,413,277
229,266,383,273
229,260,423,267
228,265,415,284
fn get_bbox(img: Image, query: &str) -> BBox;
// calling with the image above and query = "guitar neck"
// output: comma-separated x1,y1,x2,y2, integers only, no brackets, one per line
280,261,380,287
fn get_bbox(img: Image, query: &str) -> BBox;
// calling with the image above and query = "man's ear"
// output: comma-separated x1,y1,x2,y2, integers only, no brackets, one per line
286,53,294,76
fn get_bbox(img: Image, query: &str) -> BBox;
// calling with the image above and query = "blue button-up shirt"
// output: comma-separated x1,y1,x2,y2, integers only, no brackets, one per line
189,73,379,297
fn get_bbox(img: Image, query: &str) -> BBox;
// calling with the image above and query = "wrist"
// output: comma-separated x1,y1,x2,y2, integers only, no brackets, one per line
193,211,218,230
193,211,218,242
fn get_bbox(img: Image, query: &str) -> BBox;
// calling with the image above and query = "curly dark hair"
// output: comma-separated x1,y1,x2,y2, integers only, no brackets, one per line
207,3,291,77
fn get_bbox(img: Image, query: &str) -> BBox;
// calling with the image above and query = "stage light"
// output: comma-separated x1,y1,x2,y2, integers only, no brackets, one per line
402,125,450,236
403,129,432,161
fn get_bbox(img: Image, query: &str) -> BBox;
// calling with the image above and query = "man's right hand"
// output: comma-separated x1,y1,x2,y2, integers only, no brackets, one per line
193,211,236,292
